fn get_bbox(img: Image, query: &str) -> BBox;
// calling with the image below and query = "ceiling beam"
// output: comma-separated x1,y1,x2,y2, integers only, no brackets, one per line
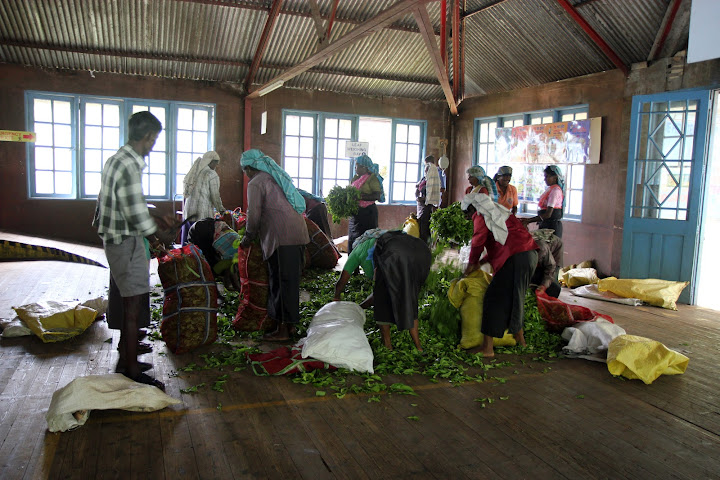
308,0,329,46
325,0,341,42
247,0,433,99
463,0,510,20
244,0,282,91
452,0,460,102
0,39,439,86
174,0,439,36
413,5,457,115
555,0,629,76
647,0,684,62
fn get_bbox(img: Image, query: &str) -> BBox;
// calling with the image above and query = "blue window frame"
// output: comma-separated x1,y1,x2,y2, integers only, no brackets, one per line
473,105,588,221
25,91,215,200
282,110,426,204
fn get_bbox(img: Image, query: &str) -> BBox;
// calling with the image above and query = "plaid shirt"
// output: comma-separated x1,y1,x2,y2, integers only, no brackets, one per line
93,144,157,244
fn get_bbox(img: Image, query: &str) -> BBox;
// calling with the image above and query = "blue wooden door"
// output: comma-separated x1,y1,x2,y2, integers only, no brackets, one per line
621,90,711,304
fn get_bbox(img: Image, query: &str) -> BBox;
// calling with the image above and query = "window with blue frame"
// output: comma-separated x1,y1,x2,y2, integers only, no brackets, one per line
473,106,588,220
282,110,426,203
25,91,215,200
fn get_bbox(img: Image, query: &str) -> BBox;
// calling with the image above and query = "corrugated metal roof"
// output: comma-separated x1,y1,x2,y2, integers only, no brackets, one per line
0,0,689,103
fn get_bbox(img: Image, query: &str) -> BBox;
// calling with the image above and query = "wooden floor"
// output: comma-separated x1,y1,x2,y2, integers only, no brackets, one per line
1,231,719,480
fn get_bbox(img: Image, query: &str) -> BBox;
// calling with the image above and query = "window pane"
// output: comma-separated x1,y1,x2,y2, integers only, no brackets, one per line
54,101,72,124
286,115,300,136
104,104,120,127
286,137,299,157
337,159,350,179
325,118,338,137
193,131,208,151
55,171,73,194
154,131,167,152
299,137,313,157
298,178,313,191
103,127,119,149
177,153,193,174
178,108,193,130
323,159,336,178
193,110,208,130
568,190,583,216
285,158,299,177
324,138,338,157
570,165,584,189
404,183,415,201
394,162,406,181
177,131,192,152
85,172,101,196
149,152,166,174
406,164,418,182
35,147,54,170
54,125,72,148
299,157,313,172
86,103,103,125
34,99,53,122
35,123,53,146
396,124,407,143
300,116,314,136
322,180,336,196
408,125,420,144
55,148,72,171
339,119,352,138
407,144,420,163
36,171,54,194
480,123,489,142
149,174,165,196
86,126,102,148
85,150,102,172
395,143,407,162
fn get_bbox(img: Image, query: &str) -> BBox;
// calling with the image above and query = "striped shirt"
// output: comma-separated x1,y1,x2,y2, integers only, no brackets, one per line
93,144,157,244
183,167,225,222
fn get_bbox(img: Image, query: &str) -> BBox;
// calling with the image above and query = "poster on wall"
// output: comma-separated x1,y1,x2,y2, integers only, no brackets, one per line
495,117,601,165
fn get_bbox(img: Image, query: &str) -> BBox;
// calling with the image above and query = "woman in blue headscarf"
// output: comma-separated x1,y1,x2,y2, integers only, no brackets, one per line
465,165,498,201
239,149,309,341
521,165,565,238
348,154,384,254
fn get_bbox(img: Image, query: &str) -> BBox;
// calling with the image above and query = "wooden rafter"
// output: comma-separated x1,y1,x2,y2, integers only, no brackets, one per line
647,0,684,62
247,0,433,99
308,0,328,46
452,0,460,101
413,4,458,115
555,0,629,76
244,0,283,92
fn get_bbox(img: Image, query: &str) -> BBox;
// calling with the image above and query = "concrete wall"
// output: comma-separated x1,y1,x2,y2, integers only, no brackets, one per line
0,64,245,244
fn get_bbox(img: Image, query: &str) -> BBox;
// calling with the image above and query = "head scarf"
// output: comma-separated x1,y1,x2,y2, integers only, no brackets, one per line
545,165,566,192
240,149,305,214
352,227,388,250
184,151,220,196
353,154,385,203
466,165,498,201
461,192,511,245
297,189,323,203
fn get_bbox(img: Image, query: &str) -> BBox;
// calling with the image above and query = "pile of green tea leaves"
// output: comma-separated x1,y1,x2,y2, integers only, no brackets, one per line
158,255,565,401
430,201,473,246
326,185,361,224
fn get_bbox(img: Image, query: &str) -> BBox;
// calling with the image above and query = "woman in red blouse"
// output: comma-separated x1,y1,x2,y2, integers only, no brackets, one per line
462,192,539,357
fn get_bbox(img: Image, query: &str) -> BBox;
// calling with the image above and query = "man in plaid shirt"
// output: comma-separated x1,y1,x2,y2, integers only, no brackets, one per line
93,111,166,391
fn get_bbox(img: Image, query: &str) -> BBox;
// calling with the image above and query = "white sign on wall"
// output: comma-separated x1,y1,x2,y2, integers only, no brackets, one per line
345,141,369,158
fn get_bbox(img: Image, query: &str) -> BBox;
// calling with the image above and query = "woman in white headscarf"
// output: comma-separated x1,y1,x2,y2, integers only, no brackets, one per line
462,192,538,357
181,151,226,244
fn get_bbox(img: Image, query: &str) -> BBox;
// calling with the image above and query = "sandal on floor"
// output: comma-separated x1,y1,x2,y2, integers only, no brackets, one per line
115,361,152,375
127,372,165,392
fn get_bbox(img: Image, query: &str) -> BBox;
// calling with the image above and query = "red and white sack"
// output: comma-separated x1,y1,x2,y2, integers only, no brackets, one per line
158,245,218,354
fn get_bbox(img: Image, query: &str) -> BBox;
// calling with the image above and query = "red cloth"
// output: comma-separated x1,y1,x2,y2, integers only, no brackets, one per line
469,213,538,273
247,346,337,375
535,289,613,333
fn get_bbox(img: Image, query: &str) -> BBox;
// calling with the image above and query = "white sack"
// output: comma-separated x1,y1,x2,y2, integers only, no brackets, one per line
571,284,643,306
300,301,374,373
561,318,627,362
46,374,181,432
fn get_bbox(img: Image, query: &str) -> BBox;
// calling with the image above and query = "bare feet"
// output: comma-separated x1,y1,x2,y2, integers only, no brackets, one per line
263,323,297,342
514,329,527,347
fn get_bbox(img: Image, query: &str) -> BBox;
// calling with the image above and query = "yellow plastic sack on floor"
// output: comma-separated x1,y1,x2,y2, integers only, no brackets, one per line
607,334,688,384
597,277,689,310
448,270,516,349
565,267,599,288
559,260,594,286
13,300,98,343
402,216,420,238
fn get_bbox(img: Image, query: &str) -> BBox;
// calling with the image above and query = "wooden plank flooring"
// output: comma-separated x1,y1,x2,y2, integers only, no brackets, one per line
1,230,719,480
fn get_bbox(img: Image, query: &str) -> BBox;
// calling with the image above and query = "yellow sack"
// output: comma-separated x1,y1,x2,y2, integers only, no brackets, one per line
402,217,420,238
597,277,688,310
565,267,599,288
13,300,98,343
607,334,689,384
448,270,516,349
